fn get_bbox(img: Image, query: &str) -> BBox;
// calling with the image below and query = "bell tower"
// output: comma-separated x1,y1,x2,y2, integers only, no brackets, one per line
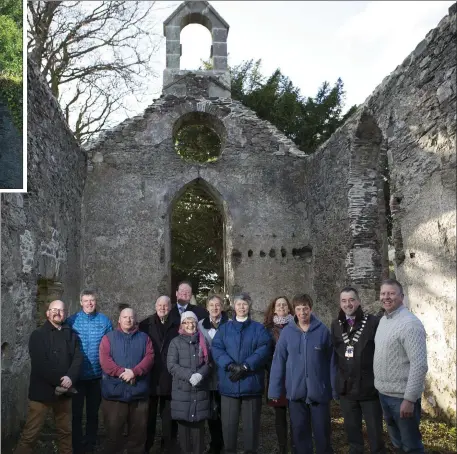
162,1,231,98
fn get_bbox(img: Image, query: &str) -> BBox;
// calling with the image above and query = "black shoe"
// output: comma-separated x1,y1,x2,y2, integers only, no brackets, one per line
204,447,223,454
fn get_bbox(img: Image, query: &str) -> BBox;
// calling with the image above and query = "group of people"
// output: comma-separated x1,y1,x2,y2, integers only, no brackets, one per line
14,278,428,454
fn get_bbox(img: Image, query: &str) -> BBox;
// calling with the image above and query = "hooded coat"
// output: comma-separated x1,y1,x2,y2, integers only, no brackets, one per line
268,314,337,403
167,332,211,422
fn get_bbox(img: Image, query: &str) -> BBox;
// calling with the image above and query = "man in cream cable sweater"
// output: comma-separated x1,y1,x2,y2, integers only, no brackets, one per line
374,279,428,453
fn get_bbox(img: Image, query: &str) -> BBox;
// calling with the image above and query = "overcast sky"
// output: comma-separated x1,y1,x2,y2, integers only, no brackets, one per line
120,0,454,122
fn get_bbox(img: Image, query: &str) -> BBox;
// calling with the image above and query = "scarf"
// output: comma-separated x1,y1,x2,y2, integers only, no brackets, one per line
273,314,294,326
178,327,209,364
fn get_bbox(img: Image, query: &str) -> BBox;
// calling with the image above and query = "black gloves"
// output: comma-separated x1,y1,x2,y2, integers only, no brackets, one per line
228,363,249,382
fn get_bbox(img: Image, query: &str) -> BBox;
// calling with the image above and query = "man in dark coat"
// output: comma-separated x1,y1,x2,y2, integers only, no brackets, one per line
169,281,208,324
331,286,386,454
139,295,180,454
14,300,83,454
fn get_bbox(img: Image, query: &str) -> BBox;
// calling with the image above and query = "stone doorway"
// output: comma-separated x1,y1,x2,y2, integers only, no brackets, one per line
170,178,225,305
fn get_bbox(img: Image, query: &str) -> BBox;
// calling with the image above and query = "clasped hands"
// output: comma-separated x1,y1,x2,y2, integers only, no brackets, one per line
228,363,249,382
60,375,72,389
119,368,136,384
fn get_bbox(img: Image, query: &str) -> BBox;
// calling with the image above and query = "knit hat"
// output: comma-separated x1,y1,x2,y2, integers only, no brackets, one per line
181,311,198,324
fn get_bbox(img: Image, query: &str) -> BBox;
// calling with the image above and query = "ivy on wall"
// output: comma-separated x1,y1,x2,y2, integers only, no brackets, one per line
0,75,22,131
0,0,23,133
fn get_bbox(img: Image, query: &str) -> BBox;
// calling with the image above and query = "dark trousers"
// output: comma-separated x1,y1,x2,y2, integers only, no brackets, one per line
339,397,386,454
145,395,178,452
101,398,148,454
177,420,205,454
274,406,288,453
207,391,224,452
288,400,333,454
72,378,102,452
14,398,72,454
221,395,262,454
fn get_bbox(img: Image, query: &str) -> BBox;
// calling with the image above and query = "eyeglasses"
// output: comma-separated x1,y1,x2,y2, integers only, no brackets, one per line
49,309,65,314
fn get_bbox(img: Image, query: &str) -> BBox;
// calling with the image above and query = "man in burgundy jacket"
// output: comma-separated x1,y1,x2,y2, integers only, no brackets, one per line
99,307,154,454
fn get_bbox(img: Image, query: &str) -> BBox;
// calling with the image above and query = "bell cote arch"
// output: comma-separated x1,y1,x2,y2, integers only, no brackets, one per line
163,0,230,70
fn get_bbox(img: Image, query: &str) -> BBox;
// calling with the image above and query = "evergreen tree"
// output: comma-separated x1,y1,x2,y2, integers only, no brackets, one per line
229,59,357,153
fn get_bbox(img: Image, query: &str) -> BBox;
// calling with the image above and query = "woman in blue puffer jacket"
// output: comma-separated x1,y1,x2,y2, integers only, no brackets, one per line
211,292,272,454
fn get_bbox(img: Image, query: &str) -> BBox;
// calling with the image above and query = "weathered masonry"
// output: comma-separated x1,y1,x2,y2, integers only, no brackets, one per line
1,0,455,443
81,1,386,326
0,100,22,189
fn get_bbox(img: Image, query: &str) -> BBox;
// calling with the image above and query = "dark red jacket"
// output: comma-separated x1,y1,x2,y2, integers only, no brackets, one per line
99,326,154,378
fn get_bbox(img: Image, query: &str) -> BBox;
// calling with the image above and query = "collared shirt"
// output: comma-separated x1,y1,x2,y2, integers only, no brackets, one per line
178,304,188,315
208,316,222,338
210,316,222,327
385,304,406,319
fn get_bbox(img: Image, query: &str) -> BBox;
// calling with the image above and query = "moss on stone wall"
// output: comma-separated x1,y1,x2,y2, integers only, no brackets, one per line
0,74,22,132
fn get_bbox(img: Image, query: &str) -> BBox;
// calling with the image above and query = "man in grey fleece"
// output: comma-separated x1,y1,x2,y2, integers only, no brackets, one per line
374,279,428,454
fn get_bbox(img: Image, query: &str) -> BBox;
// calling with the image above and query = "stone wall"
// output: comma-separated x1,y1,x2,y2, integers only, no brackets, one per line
0,60,86,441
363,7,456,421
0,100,22,189
82,96,310,322
303,110,386,325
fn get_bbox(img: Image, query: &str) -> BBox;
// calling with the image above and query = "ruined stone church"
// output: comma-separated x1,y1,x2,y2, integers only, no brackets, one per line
1,0,456,442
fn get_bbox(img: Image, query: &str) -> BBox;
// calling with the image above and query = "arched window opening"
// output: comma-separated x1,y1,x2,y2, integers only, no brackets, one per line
173,112,225,163
36,278,64,327
180,23,213,70
171,180,224,305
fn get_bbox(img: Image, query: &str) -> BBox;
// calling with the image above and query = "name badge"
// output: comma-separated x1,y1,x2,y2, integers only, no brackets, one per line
345,346,354,358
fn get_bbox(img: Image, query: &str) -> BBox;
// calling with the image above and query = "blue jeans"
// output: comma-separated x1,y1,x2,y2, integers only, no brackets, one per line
378,393,424,453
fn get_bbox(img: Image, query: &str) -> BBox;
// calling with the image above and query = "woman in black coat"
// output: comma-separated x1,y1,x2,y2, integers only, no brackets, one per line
167,310,211,454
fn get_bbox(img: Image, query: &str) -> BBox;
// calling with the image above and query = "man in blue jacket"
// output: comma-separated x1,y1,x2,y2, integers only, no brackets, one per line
268,294,337,454
66,289,113,453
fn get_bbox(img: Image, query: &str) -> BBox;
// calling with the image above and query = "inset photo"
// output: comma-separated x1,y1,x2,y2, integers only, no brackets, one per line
0,0,23,191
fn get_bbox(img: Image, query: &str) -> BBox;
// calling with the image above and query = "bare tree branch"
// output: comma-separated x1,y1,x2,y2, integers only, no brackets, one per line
27,1,170,143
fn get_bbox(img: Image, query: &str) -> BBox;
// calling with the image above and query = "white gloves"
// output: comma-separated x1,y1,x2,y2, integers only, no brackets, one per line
189,373,203,386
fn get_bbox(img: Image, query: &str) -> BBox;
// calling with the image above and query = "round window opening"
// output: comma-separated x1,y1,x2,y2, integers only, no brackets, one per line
173,112,225,164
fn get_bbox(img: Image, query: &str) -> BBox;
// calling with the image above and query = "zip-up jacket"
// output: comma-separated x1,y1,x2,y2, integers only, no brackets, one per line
66,310,113,380
268,314,337,403
212,317,272,397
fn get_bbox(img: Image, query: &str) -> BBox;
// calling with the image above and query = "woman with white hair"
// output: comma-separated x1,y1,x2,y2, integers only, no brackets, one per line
211,293,272,454
167,311,211,454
